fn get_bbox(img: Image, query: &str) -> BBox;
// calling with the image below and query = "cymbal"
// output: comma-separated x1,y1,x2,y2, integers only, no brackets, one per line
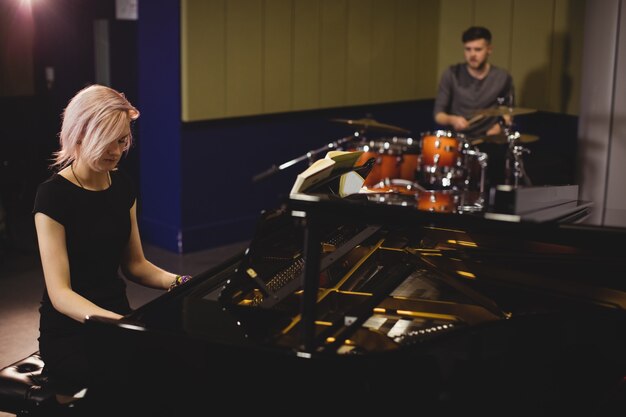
474,106,537,117
330,118,411,134
471,132,540,145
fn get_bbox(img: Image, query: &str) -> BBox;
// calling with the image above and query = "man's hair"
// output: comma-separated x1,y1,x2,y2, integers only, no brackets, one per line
462,26,492,43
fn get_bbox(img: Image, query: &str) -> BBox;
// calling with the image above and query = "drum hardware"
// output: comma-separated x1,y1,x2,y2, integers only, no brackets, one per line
471,133,539,145
503,130,532,187
458,148,488,211
252,135,357,183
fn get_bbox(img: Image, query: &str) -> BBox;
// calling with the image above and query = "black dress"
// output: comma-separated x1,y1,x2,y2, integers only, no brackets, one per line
32,169,135,394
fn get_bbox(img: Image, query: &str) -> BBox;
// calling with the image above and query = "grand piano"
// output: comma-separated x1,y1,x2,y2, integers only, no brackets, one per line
84,163,626,416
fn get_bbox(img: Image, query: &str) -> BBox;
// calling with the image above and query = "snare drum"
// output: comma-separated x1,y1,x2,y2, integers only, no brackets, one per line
354,137,419,186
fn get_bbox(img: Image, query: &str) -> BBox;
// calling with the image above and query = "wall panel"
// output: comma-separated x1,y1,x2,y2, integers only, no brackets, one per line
346,0,373,105
394,0,419,100
263,0,293,113
181,0,226,121
319,0,348,108
292,0,321,109
181,0,585,121
416,0,440,98
510,0,554,110
437,0,474,79
475,0,513,70
550,0,585,114
370,2,396,103
225,0,264,116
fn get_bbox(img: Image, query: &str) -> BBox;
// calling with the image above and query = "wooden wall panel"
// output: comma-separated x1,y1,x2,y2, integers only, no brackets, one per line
225,0,264,116
394,0,419,100
416,0,441,98
346,0,373,105
181,0,226,121
263,0,293,114
292,0,320,110
550,0,585,114
319,0,348,108
437,0,474,80
181,0,585,121
510,0,554,110
475,0,513,70
370,2,396,103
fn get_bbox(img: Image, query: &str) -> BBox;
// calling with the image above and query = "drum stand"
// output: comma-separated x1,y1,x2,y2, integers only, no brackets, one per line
503,130,532,187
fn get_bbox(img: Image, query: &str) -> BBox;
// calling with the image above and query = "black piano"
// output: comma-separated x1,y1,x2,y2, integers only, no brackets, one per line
84,170,626,416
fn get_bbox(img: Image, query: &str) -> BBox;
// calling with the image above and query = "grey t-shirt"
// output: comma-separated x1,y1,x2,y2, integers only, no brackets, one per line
433,63,514,138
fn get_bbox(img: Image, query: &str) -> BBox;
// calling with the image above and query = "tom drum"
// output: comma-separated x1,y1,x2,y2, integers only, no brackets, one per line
354,137,420,187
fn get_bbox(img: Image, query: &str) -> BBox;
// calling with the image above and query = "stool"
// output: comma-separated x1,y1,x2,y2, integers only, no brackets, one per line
0,351,55,416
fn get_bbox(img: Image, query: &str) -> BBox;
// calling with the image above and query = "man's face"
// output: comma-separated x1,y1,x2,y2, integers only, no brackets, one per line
463,38,492,70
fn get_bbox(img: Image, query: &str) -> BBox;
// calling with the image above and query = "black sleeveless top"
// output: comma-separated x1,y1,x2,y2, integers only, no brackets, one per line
33,169,135,336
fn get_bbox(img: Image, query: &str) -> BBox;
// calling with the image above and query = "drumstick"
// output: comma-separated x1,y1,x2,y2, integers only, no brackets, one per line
467,114,485,126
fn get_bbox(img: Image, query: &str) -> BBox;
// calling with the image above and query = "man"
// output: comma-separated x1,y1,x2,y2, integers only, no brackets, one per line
433,26,515,139
432,26,515,188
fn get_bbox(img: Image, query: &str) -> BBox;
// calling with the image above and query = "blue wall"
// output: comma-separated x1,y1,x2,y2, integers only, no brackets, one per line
137,0,182,252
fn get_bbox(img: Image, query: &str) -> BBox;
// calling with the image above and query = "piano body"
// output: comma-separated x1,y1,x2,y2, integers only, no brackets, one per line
84,178,626,415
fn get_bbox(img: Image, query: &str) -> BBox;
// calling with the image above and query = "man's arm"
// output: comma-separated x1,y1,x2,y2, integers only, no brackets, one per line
433,67,470,131
435,111,470,131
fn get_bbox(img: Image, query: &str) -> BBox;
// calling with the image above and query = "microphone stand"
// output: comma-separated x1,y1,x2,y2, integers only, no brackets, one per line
252,135,358,183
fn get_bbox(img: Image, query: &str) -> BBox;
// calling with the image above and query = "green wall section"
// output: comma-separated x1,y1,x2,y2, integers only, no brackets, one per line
181,0,441,121
181,0,585,121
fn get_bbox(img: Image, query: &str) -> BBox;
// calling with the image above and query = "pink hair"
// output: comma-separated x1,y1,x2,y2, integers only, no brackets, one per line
52,84,139,170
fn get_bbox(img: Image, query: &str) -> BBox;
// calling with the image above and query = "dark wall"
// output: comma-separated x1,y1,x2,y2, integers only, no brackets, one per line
1,0,119,255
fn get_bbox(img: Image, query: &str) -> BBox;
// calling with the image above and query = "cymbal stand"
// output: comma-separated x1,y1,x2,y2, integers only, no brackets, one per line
504,130,532,187
252,135,357,183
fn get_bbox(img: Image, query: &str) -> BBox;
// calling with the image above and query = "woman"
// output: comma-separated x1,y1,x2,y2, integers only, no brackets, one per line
32,84,190,409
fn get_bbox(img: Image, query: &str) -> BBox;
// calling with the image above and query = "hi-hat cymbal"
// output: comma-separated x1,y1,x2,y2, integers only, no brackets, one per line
474,106,537,117
330,118,411,134
471,132,540,145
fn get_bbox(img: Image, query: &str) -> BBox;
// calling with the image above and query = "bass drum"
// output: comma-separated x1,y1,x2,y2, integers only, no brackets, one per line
353,137,420,187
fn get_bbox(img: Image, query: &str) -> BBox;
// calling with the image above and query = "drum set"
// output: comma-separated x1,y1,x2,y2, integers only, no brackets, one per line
345,125,488,212
253,110,538,214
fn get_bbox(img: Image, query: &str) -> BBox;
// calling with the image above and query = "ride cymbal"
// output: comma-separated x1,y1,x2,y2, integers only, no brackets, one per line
330,117,411,135
474,106,537,117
